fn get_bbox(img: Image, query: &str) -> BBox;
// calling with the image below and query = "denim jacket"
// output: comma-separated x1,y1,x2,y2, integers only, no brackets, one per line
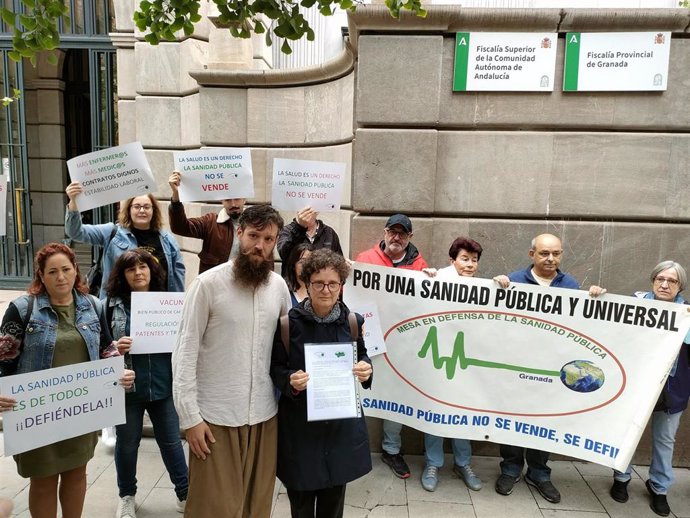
0,291,116,377
65,209,186,298
108,296,173,402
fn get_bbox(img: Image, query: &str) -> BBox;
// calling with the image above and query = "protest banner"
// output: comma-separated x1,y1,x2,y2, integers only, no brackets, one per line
453,32,558,91
0,356,125,456
67,142,155,212
271,158,346,212
0,174,6,236
129,292,185,354
173,148,254,202
344,263,690,470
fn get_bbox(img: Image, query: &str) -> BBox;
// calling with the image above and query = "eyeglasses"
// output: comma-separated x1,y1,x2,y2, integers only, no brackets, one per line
132,204,153,212
310,281,342,292
654,276,679,287
385,228,411,239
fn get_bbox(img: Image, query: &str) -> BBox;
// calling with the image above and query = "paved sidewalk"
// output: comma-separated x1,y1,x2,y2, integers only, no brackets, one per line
2,435,690,518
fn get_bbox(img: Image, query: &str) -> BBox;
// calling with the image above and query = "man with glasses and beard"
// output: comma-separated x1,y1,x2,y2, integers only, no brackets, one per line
172,204,291,518
355,214,428,479
168,170,246,273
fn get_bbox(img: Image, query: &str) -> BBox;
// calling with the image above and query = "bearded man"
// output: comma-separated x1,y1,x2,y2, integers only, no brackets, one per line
172,204,290,518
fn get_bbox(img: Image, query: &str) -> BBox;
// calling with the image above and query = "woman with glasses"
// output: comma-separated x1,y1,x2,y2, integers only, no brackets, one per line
65,183,185,450
600,261,689,517
271,249,373,518
284,243,313,307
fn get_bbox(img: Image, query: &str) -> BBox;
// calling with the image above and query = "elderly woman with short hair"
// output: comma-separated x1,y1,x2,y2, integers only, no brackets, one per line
271,249,372,518
607,260,689,517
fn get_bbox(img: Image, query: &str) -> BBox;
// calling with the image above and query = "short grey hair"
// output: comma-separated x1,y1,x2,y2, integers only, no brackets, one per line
650,261,687,292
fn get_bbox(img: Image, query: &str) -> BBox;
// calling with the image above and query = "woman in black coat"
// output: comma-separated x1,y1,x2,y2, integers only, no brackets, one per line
271,249,373,518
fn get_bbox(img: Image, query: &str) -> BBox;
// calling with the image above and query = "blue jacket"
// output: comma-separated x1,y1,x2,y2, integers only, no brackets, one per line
107,296,173,403
65,209,185,298
509,266,580,289
638,291,690,415
0,291,114,376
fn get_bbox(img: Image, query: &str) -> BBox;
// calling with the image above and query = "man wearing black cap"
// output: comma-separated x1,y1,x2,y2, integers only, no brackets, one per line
355,214,428,478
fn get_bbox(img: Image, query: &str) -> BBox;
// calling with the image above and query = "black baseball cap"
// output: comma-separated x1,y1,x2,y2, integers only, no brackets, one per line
385,214,412,233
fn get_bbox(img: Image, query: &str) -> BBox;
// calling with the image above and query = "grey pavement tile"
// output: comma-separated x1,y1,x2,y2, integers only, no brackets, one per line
572,461,619,478
470,477,542,518
532,461,605,512
136,486,183,517
541,511,609,518
346,456,407,509
667,467,690,518
408,500,476,517
582,475,661,518
367,505,410,518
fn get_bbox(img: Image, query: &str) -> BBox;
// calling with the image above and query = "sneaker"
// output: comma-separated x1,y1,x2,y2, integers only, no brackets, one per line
525,474,561,503
610,479,629,503
420,465,439,492
495,473,520,495
381,452,411,479
176,499,186,513
117,495,136,518
646,479,670,516
101,426,117,450
454,464,482,491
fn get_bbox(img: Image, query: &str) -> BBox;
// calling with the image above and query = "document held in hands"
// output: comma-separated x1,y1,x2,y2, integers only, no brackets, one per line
304,342,361,422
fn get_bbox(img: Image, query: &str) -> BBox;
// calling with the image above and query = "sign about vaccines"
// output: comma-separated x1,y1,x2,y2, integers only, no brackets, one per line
67,142,154,212
563,32,671,92
0,174,7,236
0,356,125,456
173,148,255,202
453,32,557,92
344,264,690,470
271,158,346,212
129,292,185,354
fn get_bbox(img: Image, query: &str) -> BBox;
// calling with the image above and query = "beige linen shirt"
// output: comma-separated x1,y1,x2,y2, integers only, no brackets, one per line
172,261,290,430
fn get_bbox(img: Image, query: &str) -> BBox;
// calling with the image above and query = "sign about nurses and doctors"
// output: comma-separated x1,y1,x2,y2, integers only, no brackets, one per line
453,32,558,92
129,292,185,354
67,142,155,212
173,148,255,202
0,357,126,456
271,158,346,212
563,32,671,92
344,263,690,470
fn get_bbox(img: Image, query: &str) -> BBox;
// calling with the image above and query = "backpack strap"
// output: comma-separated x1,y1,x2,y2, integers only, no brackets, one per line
348,312,359,341
92,225,118,266
105,296,114,329
280,314,290,355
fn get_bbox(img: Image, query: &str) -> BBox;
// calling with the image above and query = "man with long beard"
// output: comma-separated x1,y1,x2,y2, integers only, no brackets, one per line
172,204,291,518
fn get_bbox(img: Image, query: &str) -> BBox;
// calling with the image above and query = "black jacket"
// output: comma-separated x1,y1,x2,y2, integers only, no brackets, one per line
277,220,343,265
271,302,372,491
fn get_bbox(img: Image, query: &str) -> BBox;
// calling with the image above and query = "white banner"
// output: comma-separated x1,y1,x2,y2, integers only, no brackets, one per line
0,357,126,456
129,292,185,354
344,263,690,470
67,142,155,212
0,174,7,236
173,148,255,202
271,158,346,212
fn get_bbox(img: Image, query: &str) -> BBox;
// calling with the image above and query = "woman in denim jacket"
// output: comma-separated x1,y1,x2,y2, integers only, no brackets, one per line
64,182,185,299
0,243,135,518
105,248,188,518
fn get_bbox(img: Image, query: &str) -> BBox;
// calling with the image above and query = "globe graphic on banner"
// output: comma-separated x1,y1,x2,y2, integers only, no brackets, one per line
560,360,605,393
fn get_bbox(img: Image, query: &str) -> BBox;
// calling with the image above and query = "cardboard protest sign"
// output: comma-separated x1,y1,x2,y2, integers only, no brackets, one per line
129,292,185,354
173,148,254,202
272,158,346,212
67,142,154,212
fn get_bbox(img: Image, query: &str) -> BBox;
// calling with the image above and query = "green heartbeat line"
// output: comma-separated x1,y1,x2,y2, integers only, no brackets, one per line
417,326,561,380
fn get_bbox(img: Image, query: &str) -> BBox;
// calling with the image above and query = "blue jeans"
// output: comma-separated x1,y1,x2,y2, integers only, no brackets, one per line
382,420,403,455
614,410,682,494
500,444,551,482
115,396,189,500
424,433,472,468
